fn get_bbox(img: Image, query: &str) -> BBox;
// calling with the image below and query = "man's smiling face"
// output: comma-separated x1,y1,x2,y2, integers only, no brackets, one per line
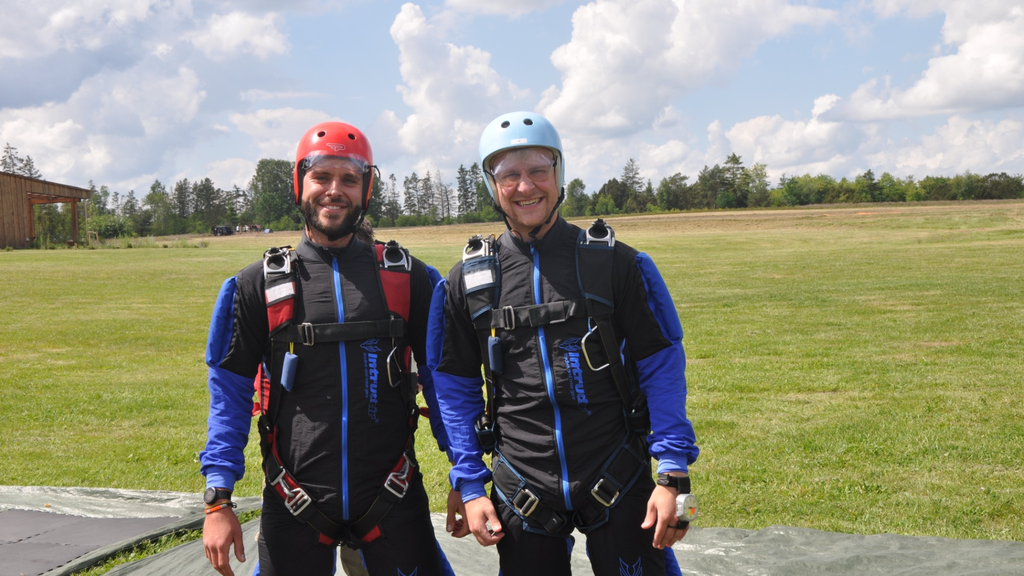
490,147,559,239
300,156,365,245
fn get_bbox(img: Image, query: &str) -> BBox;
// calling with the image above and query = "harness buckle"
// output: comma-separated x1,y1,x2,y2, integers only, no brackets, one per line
263,246,293,279
584,219,615,247
502,306,516,331
463,234,492,261
581,325,609,371
270,469,312,516
511,487,540,517
381,240,411,270
300,323,315,346
385,346,404,388
590,477,620,508
384,457,413,499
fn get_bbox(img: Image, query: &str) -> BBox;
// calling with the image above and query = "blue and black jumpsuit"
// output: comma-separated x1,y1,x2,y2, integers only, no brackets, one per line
201,234,450,576
428,216,698,576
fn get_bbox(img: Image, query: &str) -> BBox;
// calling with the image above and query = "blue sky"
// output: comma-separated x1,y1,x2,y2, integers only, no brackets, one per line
2,0,1022,201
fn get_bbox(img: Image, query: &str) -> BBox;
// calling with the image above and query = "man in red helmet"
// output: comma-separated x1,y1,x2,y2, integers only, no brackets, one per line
199,122,456,576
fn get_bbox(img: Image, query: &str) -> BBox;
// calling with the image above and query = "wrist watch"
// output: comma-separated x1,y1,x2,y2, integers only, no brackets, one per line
203,487,233,505
656,473,691,494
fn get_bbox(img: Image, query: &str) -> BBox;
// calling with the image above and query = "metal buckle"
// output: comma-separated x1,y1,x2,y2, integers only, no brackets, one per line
300,323,315,346
385,346,403,388
584,219,615,247
581,324,609,371
263,247,293,279
271,469,312,516
502,306,516,331
384,458,412,499
511,487,540,517
590,477,620,508
381,241,410,270
463,235,491,262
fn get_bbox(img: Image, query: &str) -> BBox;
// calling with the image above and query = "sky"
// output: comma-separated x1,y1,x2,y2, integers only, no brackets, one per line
2,0,1023,199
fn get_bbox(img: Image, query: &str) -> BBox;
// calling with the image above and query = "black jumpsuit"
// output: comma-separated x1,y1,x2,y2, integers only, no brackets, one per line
201,235,446,576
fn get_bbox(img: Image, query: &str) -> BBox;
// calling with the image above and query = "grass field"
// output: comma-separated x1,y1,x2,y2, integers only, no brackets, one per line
1,201,1022,543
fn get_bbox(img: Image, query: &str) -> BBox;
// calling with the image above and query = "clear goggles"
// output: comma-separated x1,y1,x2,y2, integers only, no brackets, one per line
301,154,371,175
488,148,558,189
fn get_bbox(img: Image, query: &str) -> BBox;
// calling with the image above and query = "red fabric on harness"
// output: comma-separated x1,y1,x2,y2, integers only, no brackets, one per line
253,364,270,416
375,243,411,322
266,296,294,333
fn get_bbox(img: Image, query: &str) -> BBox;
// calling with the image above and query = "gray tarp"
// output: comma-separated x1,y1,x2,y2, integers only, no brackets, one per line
4,487,1024,576
0,486,259,576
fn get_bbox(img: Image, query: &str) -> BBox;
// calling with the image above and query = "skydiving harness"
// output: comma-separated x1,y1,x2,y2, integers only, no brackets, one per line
254,241,421,547
462,219,651,535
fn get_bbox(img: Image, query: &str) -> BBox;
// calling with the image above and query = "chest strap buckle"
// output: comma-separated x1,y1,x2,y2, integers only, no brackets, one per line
511,486,540,517
300,323,315,346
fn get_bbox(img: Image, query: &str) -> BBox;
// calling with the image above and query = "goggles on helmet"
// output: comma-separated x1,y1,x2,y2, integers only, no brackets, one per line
300,154,371,175
486,148,558,190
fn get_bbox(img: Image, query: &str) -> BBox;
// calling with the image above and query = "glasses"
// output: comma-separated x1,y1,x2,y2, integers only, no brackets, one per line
488,161,556,189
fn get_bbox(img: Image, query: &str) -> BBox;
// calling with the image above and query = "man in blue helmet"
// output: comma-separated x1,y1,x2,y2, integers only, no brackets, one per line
427,111,699,576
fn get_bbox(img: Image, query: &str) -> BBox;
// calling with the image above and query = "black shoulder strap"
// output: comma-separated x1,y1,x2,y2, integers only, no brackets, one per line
461,234,500,426
576,219,637,411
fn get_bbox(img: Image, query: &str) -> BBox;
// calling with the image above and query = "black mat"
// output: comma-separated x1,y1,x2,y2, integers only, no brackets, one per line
0,486,260,576
0,509,176,576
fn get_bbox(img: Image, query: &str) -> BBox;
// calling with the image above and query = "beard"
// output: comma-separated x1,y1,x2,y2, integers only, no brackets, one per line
301,198,364,242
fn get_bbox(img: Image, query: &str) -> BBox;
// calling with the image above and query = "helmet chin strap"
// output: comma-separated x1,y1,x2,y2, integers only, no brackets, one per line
494,187,566,242
526,187,565,240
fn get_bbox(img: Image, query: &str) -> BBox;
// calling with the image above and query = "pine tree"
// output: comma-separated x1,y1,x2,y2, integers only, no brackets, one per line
1,143,20,173
19,155,42,179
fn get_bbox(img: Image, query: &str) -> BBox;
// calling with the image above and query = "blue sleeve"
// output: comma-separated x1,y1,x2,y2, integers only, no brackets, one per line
634,253,699,473
435,372,490,500
199,277,255,489
420,272,452,457
428,278,490,500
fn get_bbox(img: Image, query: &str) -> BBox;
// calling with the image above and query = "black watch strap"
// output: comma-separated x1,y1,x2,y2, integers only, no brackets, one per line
204,487,233,505
656,473,691,494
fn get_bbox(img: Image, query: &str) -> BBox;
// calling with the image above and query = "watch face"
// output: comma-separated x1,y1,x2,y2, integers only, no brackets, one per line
204,487,217,505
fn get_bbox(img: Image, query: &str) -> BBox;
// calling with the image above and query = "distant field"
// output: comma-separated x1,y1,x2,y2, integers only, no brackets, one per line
1,201,1021,541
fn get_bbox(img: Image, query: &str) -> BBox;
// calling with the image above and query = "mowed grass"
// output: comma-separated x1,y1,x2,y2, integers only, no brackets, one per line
1,201,1021,542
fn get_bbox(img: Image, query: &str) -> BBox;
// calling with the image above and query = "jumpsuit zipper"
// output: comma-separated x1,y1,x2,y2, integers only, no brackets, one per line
332,257,350,520
531,245,573,510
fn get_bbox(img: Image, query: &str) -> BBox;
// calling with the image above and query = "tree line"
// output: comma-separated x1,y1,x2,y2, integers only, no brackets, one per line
3,141,1022,245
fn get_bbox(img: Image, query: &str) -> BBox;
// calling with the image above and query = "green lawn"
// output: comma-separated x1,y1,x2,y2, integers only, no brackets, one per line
1,201,1021,542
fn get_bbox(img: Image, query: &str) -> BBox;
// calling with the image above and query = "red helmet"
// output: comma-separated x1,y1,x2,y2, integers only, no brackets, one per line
293,121,376,207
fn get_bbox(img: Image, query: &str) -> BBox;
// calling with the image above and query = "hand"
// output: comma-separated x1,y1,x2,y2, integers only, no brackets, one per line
203,507,246,576
641,485,689,550
463,496,504,546
446,489,469,537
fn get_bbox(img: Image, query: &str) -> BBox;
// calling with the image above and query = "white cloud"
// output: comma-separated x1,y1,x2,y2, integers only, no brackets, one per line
0,63,206,185
229,107,334,159
240,89,327,102
0,0,192,60
716,94,868,179
870,116,1024,176
538,0,835,136
188,11,289,61
206,157,256,189
383,3,531,170
444,0,566,17
829,1,1024,120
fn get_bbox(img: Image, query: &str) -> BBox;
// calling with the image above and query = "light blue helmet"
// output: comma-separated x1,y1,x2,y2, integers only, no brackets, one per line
478,111,565,204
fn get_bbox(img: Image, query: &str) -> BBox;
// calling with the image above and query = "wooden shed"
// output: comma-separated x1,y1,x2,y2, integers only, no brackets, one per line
0,172,91,249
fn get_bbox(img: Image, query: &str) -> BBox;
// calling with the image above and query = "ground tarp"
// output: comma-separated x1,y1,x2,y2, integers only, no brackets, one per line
0,486,259,576
4,487,1024,576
